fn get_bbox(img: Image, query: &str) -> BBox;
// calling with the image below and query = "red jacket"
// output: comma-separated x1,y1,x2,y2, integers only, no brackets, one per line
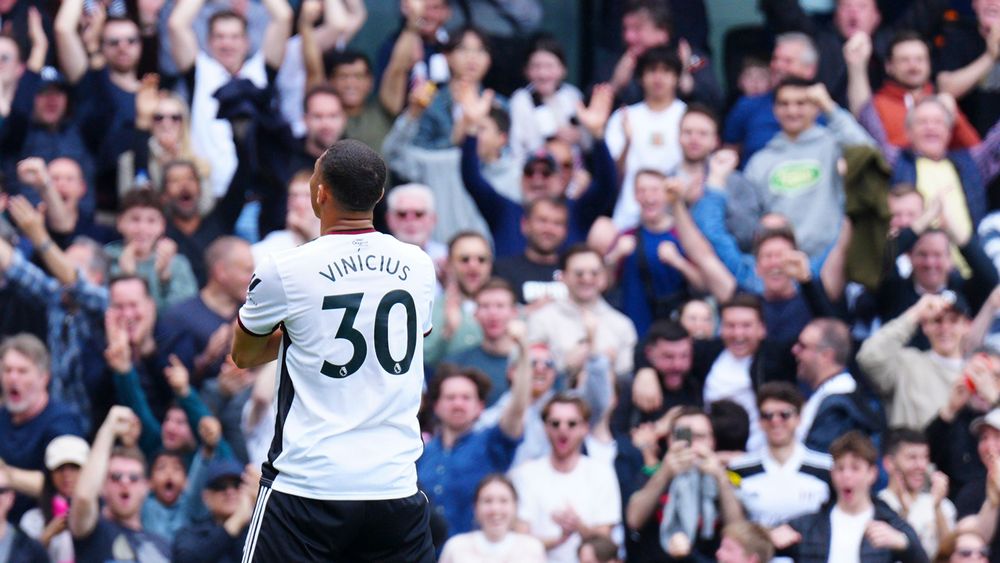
872,81,980,149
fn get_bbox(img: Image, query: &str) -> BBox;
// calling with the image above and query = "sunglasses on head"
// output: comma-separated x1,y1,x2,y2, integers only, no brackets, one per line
153,113,183,123
760,409,796,422
109,472,143,484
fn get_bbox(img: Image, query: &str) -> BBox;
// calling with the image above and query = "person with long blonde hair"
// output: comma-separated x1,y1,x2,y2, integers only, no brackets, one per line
118,76,213,213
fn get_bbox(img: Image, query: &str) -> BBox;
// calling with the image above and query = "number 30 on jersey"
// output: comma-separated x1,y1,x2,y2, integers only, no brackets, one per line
320,290,417,378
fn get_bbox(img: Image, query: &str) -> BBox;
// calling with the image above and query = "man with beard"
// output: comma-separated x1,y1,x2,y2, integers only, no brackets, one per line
424,231,493,366
510,394,621,562
846,31,980,149
160,160,248,287
418,325,532,537
70,407,172,562
493,196,568,306
0,334,85,520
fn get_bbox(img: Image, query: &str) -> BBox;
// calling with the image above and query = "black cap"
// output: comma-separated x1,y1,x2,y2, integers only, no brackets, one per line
523,149,557,175
38,66,69,92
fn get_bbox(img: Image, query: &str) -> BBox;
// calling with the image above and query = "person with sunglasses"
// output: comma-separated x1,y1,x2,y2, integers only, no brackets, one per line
69,406,172,562
729,383,832,534
936,529,990,562
510,394,621,562
172,458,259,563
384,183,447,277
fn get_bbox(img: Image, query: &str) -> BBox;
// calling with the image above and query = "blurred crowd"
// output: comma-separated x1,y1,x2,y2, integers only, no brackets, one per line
3,0,1000,561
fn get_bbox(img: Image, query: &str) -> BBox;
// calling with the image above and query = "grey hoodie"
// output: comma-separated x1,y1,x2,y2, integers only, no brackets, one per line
743,107,874,258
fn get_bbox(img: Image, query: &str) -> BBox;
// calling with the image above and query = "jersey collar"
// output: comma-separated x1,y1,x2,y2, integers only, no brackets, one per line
324,227,377,236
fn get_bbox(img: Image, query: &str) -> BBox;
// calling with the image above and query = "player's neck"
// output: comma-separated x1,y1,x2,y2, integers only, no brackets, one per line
321,213,375,234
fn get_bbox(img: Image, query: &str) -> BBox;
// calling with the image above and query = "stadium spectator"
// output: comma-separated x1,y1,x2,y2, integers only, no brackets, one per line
171,459,258,562
18,435,88,563
0,465,46,562
936,0,1000,135
492,196,569,306
384,183,447,274
715,521,775,563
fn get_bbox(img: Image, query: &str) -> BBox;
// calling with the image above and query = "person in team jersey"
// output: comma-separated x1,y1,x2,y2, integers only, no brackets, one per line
232,140,437,562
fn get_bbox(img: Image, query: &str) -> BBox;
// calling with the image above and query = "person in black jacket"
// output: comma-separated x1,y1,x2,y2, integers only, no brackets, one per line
172,458,256,563
770,431,928,563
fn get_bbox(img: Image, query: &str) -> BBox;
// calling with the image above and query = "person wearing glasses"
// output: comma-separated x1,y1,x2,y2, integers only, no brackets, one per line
729,382,832,530
69,406,171,562
528,245,638,380
510,394,621,563
936,529,990,562
172,459,259,563
793,317,880,453
384,183,447,275
424,231,493,367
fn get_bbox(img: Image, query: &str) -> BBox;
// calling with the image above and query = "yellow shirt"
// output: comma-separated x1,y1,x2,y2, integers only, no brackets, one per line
915,157,971,277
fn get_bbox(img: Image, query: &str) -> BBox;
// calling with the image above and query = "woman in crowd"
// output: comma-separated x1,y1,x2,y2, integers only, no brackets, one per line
439,474,546,562
19,435,89,563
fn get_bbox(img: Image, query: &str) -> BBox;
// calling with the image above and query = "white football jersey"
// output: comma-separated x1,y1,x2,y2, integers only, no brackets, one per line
238,229,436,500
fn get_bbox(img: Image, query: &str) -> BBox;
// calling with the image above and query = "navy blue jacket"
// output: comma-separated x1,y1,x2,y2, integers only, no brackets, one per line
786,499,928,563
172,520,247,563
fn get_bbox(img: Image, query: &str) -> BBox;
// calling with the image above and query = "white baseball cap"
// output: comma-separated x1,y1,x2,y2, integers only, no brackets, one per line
971,408,1000,436
45,435,90,470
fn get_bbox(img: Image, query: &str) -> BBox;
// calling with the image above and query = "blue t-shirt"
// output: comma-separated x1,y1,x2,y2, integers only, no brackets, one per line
620,226,687,338
0,401,84,520
157,295,228,378
417,424,520,537
73,518,170,563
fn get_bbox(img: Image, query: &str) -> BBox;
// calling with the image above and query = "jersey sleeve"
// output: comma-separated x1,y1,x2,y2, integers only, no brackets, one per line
420,253,435,336
238,254,288,336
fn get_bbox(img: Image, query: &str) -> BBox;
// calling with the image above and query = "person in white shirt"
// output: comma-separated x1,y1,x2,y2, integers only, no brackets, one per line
510,394,621,562
878,429,956,559
769,431,927,563
438,474,546,563
232,140,437,561
168,0,293,196
730,382,832,528
605,46,687,228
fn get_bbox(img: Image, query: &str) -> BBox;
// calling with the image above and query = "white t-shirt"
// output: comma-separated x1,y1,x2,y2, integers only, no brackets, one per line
604,99,686,228
509,455,621,563
828,505,874,563
877,489,956,558
238,229,436,500
190,50,268,197
703,350,763,451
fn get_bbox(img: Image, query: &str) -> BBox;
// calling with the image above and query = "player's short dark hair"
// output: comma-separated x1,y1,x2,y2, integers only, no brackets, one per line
443,26,491,55
208,10,248,34
645,320,689,345
709,399,749,452
487,105,511,135
682,103,721,133
624,0,672,33
475,277,516,303
829,430,878,466
329,49,373,75
756,381,804,412
635,45,682,80
541,392,592,424
719,293,764,322
317,140,387,212
119,188,164,216
429,364,493,404
110,446,149,476
752,225,797,256
524,195,567,219
885,427,928,455
773,76,819,99
558,243,601,272
888,30,929,60
303,83,342,114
